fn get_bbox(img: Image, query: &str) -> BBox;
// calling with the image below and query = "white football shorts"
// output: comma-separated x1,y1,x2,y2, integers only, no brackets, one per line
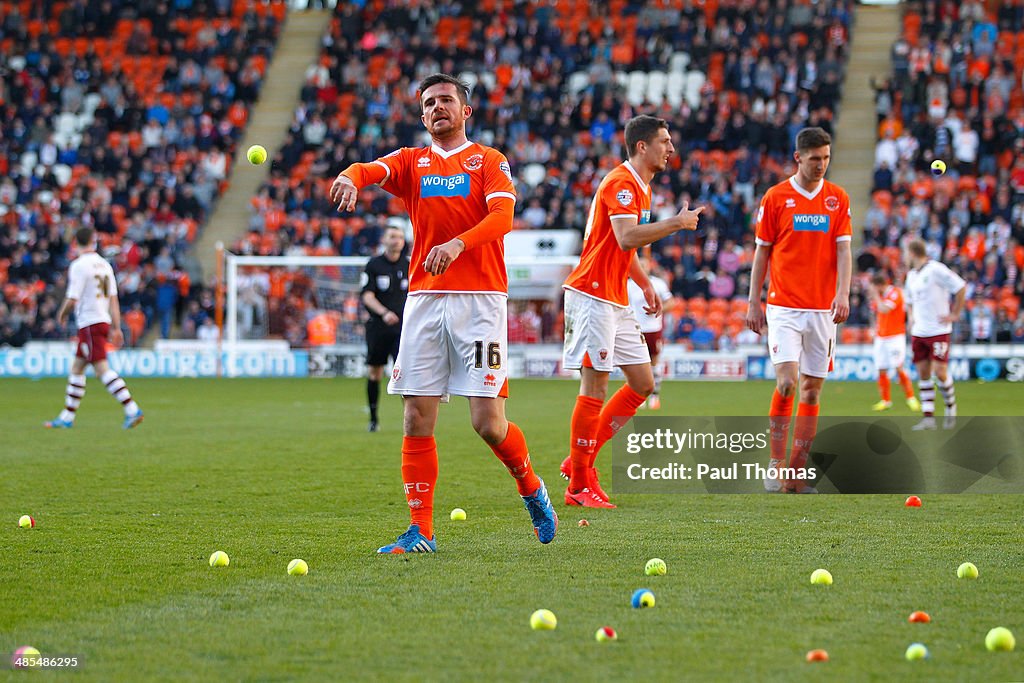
766,305,836,379
388,292,508,399
562,288,650,372
873,334,907,371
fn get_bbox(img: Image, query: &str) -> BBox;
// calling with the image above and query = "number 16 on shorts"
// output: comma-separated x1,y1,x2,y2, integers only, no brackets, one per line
474,341,502,370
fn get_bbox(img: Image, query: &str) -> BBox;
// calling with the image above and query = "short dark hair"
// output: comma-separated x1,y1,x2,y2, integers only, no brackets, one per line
75,226,95,247
418,73,470,107
906,238,928,258
624,115,669,156
795,127,832,152
870,272,888,286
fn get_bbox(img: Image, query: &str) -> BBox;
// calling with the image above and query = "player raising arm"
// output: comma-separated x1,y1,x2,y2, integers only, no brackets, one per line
45,227,144,430
559,115,703,508
904,239,966,430
746,127,851,493
330,73,557,553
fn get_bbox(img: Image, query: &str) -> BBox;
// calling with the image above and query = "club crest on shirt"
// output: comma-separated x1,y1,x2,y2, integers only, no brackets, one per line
825,196,840,212
464,153,484,171
498,161,512,180
616,189,634,206
417,156,431,168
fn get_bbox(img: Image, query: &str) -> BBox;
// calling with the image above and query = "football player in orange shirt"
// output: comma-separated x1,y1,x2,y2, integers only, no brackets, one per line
867,272,920,412
559,115,704,508
330,74,557,553
746,127,853,493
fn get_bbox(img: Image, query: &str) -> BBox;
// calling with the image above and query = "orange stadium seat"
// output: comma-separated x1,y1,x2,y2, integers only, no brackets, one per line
709,298,728,314
840,327,861,345
687,297,708,317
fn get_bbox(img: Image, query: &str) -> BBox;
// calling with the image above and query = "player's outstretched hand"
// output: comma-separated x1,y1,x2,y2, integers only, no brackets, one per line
677,200,704,231
424,238,466,276
831,294,850,324
330,173,358,212
110,327,124,347
746,301,766,335
642,285,662,317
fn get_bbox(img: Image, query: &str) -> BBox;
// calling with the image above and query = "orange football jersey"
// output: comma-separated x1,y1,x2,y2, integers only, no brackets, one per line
373,141,516,294
755,177,852,310
564,162,652,306
873,285,906,337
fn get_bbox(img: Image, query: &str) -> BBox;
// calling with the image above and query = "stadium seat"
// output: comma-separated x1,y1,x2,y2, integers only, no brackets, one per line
684,71,706,108
627,70,648,106
567,71,590,97
840,327,861,345
669,51,691,73
522,163,547,188
646,71,667,106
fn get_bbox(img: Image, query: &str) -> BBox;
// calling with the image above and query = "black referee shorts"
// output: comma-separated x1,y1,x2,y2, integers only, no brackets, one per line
366,322,401,366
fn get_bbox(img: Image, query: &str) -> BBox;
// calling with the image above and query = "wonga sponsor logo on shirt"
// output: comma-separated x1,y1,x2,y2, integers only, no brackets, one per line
792,214,830,232
421,173,471,198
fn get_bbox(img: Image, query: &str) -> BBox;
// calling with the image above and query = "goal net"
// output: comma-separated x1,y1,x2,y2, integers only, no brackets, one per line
220,251,580,375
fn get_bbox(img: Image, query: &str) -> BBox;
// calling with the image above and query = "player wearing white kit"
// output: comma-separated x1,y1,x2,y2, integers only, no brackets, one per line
45,227,143,429
904,239,966,430
626,259,672,409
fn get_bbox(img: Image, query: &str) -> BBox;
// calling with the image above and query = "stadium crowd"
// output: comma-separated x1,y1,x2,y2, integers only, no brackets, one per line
865,0,1024,344
0,0,284,346
5,0,1024,349
238,0,858,348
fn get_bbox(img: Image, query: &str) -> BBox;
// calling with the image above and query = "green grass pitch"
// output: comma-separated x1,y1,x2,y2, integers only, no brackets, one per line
2,377,1023,681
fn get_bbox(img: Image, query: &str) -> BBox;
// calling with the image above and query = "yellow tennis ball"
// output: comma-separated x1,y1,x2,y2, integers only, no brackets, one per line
18,514,34,528
288,559,308,576
905,643,929,661
645,558,667,576
247,144,267,165
810,568,833,585
450,508,467,521
595,626,617,642
930,159,946,176
957,562,979,579
986,627,1015,652
209,550,230,567
530,609,557,630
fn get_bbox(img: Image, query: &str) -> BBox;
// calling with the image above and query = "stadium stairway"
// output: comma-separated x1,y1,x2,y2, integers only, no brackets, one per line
828,2,901,250
192,8,332,278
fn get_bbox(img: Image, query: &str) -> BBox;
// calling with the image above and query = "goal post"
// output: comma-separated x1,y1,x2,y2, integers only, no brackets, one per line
218,250,581,348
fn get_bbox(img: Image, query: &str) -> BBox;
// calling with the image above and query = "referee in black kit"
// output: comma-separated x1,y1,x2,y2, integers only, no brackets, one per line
361,226,409,432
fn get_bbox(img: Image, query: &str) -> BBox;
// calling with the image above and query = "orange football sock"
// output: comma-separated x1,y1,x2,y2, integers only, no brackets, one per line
402,436,438,538
788,403,820,481
897,368,914,399
878,370,891,402
769,389,794,464
591,385,648,465
569,395,603,492
489,421,541,496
